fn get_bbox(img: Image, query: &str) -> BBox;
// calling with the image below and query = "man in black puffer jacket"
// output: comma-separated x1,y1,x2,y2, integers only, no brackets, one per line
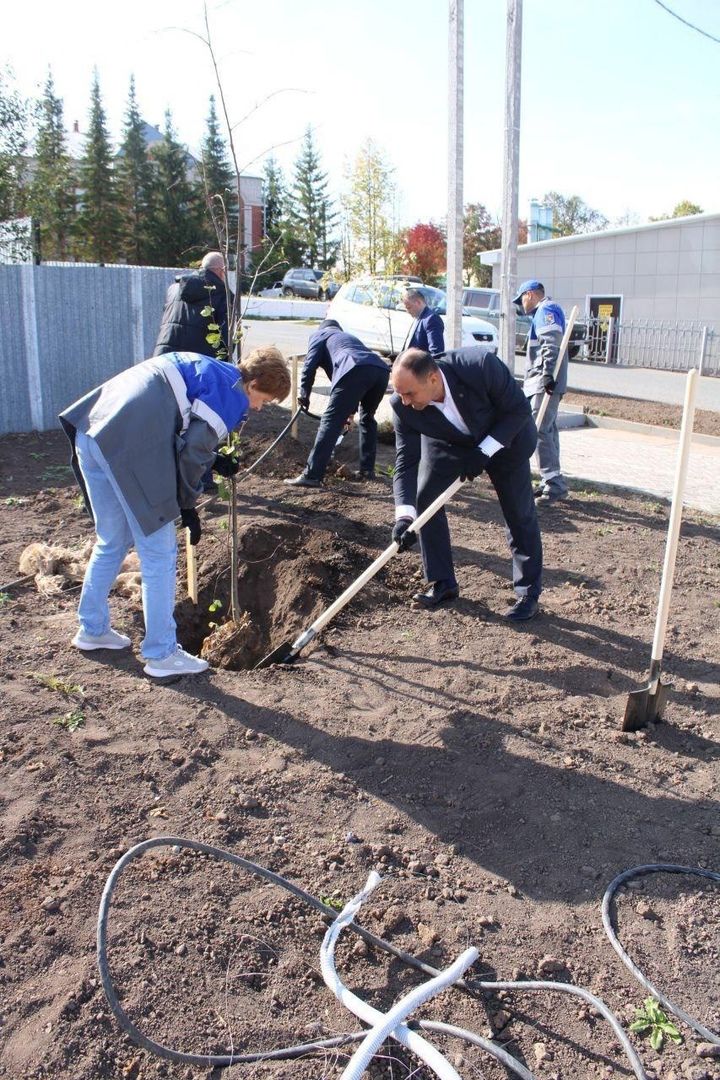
154,251,234,359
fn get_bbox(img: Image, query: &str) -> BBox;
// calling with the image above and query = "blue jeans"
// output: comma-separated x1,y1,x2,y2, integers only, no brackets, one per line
75,432,178,659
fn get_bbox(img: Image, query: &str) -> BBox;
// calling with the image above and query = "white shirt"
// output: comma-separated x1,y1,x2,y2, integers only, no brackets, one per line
396,370,504,521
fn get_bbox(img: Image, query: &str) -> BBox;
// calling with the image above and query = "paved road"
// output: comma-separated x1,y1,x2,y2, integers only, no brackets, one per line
244,318,720,411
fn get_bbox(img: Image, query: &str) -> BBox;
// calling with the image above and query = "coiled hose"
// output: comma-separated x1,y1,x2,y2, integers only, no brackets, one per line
97,838,717,1076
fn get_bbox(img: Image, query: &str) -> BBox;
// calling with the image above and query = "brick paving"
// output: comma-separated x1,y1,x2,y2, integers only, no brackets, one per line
558,426,720,515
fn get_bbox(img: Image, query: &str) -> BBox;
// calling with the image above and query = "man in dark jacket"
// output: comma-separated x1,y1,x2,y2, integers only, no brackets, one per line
402,287,446,355
284,320,389,487
154,251,234,359
389,346,542,621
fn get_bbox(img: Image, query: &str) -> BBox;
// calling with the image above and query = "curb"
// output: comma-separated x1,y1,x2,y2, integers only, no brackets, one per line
584,413,720,448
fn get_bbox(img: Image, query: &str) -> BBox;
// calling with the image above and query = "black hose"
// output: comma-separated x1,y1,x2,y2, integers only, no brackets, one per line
602,863,720,1045
98,840,716,1076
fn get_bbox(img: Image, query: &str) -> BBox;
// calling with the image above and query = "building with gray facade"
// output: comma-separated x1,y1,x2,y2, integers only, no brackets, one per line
482,211,720,329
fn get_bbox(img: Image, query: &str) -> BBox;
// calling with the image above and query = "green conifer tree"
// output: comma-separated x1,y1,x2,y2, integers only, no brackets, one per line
198,94,237,251
248,156,289,288
286,127,338,269
147,109,203,267
75,72,122,262
0,66,28,234
28,70,76,261
116,76,155,264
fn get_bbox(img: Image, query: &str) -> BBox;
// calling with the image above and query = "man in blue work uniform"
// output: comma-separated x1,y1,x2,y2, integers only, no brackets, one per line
514,280,568,503
402,288,446,356
284,320,389,488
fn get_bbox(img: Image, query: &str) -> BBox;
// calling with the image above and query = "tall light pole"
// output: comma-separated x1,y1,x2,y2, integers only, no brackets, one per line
499,0,523,371
446,0,464,349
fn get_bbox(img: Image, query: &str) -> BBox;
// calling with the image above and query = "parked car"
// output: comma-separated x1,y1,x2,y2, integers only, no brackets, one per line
258,281,284,298
327,278,498,357
281,268,339,301
462,287,585,357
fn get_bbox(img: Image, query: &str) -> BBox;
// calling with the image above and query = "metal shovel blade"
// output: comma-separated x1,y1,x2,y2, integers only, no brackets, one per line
622,678,669,732
254,641,296,669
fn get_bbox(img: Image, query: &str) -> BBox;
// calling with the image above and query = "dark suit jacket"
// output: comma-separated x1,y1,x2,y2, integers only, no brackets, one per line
300,326,389,399
390,347,533,507
406,305,445,355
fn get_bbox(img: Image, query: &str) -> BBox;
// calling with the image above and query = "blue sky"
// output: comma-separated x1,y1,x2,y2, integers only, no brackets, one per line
3,0,719,228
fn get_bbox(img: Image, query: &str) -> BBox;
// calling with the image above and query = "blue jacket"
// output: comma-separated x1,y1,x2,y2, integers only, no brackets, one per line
524,298,567,396
390,347,533,510
406,305,446,355
60,354,249,536
300,325,389,400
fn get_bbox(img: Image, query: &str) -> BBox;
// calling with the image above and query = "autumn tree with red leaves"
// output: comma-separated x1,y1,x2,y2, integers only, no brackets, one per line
399,221,446,285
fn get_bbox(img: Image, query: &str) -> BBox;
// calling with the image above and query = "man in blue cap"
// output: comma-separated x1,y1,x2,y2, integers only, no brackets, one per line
513,280,568,503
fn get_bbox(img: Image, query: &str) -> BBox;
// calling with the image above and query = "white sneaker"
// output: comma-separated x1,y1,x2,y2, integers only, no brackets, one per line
143,646,209,679
72,628,132,651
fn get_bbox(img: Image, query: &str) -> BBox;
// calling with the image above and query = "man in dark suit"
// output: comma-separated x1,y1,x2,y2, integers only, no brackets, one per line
284,320,390,487
390,346,542,620
402,288,446,355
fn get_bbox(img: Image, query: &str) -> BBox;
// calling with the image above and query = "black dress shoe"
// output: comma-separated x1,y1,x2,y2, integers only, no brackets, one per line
505,596,539,621
283,474,322,488
412,581,460,608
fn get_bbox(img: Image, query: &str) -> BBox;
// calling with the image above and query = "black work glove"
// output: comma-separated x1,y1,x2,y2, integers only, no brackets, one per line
181,507,201,546
460,450,489,483
212,452,240,478
543,373,557,395
391,517,418,552
298,393,310,412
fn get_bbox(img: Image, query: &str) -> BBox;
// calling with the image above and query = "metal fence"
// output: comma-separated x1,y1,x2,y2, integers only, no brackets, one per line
1,264,719,436
0,262,181,435
581,316,719,376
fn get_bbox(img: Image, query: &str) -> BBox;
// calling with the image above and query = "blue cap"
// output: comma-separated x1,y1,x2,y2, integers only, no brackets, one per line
512,279,543,304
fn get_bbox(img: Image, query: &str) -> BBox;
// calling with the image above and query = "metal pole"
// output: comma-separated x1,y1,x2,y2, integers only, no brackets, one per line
605,316,615,364
499,0,523,372
446,0,464,350
699,326,708,376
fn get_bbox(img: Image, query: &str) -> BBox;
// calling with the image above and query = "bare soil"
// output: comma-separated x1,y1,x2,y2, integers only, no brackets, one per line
0,404,718,1080
564,391,720,438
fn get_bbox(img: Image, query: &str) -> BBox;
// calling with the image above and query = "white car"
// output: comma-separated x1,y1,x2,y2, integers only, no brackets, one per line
258,280,284,298
326,279,499,356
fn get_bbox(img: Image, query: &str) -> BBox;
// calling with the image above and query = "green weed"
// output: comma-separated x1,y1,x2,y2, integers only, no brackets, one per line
5,496,27,507
53,709,85,733
30,672,84,697
0,592,10,607
321,896,344,911
629,998,682,1052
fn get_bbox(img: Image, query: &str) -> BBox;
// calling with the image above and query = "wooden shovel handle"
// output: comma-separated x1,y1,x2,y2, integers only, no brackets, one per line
308,477,464,637
649,366,699,667
186,529,198,604
534,305,579,430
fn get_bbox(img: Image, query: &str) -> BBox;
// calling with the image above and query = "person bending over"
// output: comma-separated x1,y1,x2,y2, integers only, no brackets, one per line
60,347,290,677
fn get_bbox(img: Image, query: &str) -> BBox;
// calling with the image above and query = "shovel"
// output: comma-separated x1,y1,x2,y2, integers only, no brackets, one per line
623,366,699,731
255,476,464,668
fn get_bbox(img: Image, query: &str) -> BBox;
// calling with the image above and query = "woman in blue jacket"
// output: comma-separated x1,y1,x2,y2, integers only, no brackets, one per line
60,347,290,678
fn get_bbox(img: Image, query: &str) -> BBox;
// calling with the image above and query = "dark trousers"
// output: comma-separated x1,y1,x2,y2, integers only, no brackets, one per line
416,422,543,598
305,364,389,481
